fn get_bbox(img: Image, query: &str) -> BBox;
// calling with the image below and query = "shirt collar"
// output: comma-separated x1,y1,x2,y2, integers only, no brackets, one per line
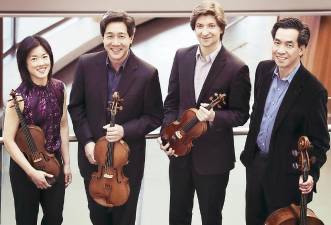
196,43,222,63
273,62,300,83
106,50,130,71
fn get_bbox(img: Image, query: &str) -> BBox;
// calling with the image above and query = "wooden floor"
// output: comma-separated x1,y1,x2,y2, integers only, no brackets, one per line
2,16,331,225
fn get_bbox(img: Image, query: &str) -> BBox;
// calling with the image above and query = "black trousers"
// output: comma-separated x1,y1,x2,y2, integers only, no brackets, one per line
169,155,230,225
245,152,310,225
83,175,142,225
9,159,65,225
245,153,270,225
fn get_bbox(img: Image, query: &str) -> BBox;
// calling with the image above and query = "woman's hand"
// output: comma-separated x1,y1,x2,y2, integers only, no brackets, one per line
63,164,72,187
29,169,53,189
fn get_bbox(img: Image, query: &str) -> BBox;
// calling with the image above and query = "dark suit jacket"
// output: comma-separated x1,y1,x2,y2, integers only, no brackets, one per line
163,45,251,175
68,50,163,181
241,60,329,205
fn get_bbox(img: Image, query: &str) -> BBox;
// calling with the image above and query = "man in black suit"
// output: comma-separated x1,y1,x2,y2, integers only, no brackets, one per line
68,10,163,225
158,1,251,225
240,17,330,225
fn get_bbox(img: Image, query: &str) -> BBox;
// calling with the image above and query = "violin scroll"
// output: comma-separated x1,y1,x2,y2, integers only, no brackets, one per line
208,93,226,109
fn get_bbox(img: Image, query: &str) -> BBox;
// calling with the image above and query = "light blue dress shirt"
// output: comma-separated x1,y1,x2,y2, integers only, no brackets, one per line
256,63,300,154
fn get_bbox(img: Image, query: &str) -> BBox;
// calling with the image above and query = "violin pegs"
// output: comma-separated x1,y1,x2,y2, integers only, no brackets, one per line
292,162,299,170
291,149,299,157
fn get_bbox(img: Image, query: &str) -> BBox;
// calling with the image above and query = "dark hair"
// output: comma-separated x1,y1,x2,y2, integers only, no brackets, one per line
271,17,310,47
16,35,54,86
100,10,136,37
190,0,227,39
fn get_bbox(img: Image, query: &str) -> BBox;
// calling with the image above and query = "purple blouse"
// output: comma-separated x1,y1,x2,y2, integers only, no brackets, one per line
16,78,64,153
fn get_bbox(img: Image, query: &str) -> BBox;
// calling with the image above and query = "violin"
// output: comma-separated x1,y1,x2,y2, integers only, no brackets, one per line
10,90,61,185
161,93,226,156
265,136,324,225
89,92,130,207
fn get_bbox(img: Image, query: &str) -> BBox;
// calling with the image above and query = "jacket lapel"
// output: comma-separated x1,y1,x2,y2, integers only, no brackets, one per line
95,51,109,111
255,65,275,118
272,65,305,133
116,51,138,98
197,47,226,105
185,46,198,105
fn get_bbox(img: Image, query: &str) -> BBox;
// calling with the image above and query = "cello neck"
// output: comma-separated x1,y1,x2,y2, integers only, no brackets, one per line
299,162,309,225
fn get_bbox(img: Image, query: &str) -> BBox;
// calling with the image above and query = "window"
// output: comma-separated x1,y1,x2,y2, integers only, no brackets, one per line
2,17,65,54
3,17,14,53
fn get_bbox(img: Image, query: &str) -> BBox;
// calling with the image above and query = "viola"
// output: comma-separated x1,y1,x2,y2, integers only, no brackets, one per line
161,93,226,156
264,136,324,225
89,92,130,207
10,90,61,185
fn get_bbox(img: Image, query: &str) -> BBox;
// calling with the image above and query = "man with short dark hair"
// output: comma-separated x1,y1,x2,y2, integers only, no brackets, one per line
68,10,163,225
241,17,330,225
159,1,251,225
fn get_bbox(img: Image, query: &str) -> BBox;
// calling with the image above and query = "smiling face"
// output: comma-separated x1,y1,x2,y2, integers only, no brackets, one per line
194,14,223,56
103,21,133,69
26,45,51,86
272,28,305,77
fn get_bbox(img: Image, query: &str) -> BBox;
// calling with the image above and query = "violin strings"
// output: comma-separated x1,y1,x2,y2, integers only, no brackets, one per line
14,98,38,159
182,116,199,132
181,98,223,133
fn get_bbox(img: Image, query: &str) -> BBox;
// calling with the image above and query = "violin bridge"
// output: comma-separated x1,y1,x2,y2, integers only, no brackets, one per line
103,174,113,179
175,131,183,139
33,158,42,163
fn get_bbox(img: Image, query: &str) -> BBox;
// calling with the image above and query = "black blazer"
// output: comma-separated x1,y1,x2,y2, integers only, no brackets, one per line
241,60,329,204
163,45,251,174
68,50,164,180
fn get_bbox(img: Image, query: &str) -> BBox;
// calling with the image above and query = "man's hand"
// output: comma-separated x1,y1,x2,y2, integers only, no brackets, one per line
157,137,178,157
196,103,215,122
299,175,314,194
103,124,124,142
85,142,96,164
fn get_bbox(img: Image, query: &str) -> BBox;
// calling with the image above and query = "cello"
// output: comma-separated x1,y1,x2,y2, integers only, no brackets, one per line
161,92,226,156
89,92,130,207
9,90,61,185
264,136,324,225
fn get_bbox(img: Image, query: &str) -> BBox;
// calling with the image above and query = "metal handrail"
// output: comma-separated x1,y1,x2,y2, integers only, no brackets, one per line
2,125,331,144
0,127,251,145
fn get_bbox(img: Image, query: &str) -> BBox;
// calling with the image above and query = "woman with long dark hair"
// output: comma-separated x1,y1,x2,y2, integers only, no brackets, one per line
3,35,71,225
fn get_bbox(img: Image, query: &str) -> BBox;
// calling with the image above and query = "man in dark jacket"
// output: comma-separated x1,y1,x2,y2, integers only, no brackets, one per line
159,1,251,225
68,10,163,225
240,17,330,225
